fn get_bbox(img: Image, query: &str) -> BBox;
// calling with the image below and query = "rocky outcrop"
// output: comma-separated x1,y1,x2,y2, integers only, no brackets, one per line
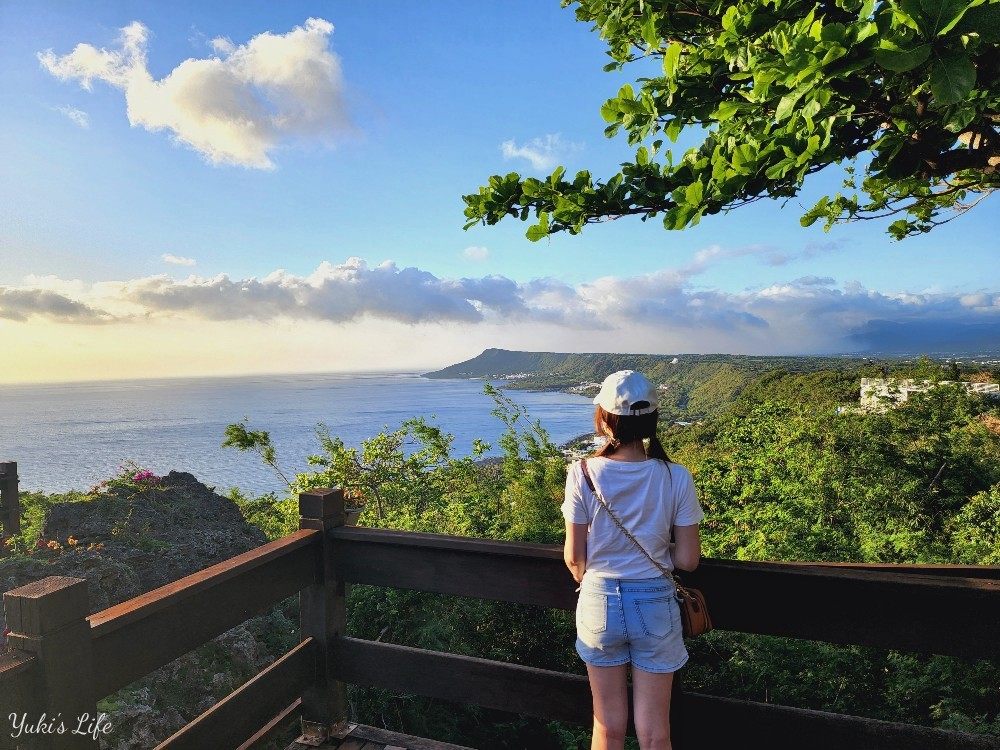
40,471,267,591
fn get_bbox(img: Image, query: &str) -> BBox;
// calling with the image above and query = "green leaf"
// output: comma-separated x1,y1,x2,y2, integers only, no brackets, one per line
920,0,969,36
888,219,910,239
820,22,846,43
800,196,830,227
662,43,682,77
685,180,704,206
526,224,548,242
953,3,1000,43
721,6,740,33
641,14,659,48
663,204,692,230
600,100,619,123
874,43,931,72
765,157,795,180
801,97,822,123
525,211,550,242
775,88,806,122
931,52,976,104
731,144,756,172
714,101,740,120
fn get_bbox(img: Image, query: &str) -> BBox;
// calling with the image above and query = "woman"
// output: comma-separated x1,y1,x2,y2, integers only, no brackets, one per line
562,370,703,750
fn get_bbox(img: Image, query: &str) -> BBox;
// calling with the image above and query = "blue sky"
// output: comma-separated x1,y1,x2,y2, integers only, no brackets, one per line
1,1,998,383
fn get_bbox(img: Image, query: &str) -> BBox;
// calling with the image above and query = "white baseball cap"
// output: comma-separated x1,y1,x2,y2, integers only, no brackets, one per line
593,370,658,415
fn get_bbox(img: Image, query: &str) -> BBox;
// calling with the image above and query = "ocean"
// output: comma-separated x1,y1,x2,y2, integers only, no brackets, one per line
0,373,595,495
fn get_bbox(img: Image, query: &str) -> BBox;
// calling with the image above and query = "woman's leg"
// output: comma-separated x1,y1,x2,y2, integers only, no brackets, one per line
631,668,674,750
587,663,629,750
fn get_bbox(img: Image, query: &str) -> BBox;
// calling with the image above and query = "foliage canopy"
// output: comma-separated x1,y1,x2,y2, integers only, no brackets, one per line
463,0,1000,241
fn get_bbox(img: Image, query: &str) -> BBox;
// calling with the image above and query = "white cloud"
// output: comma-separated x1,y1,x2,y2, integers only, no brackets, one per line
57,106,90,128
210,36,236,55
463,246,489,261
38,18,352,168
5,258,999,355
162,254,196,267
501,134,577,171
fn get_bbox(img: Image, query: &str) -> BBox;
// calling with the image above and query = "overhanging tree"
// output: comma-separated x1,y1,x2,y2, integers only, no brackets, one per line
463,0,1000,241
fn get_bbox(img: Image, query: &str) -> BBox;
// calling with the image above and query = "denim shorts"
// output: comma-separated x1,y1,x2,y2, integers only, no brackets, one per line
575,576,689,674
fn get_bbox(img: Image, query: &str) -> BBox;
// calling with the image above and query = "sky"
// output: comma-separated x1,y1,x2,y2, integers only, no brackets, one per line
1,1,998,384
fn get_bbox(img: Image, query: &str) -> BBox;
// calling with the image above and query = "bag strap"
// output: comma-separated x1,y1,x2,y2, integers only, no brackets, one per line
580,459,679,587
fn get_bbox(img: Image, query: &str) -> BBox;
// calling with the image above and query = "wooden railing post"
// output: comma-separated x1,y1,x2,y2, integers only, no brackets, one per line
3,576,97,748
0,461,20,536
297,487,347,743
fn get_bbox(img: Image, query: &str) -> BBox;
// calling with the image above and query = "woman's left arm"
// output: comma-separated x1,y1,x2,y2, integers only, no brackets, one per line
564,521,589,583
672,523,701,572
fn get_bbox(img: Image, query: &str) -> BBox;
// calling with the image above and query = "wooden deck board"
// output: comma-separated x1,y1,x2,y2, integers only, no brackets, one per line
284,723,476,750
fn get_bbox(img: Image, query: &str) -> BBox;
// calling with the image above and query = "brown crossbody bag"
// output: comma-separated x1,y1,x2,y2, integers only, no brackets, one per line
580,459,712,638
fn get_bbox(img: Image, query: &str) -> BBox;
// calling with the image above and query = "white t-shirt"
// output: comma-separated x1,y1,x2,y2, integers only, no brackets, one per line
561,456,704,579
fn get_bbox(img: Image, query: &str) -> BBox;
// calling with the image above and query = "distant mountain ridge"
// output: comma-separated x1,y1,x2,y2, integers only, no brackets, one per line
424,348,862,381
424,349,871,421
423,348,583,379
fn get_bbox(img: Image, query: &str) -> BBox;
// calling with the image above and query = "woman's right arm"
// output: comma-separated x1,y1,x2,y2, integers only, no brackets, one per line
672,523,701,572
564,520,589,584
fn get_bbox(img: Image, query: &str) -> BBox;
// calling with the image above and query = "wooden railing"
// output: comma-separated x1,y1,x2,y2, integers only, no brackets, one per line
0,461,20,536
2,487,999,750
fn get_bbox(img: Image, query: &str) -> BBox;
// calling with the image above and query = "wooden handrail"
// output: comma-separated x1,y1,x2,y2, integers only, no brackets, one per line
89,528,320,698
329,526,1000,660
772,561,1000,579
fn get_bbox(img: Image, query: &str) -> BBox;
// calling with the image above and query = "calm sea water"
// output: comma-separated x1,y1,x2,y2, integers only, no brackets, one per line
0,373,595,495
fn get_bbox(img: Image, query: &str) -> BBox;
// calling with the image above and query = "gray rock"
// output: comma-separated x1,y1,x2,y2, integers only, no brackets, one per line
0,555,142,634
40,471,267,591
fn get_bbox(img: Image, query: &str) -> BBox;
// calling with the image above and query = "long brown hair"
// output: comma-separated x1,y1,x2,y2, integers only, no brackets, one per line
591,405,671,464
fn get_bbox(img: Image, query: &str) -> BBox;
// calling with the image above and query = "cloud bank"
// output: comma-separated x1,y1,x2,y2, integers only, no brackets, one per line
5,255,999,354
38,18,351,168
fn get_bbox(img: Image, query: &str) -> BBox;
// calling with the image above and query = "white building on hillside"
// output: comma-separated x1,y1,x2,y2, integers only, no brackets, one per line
859,378,1000,411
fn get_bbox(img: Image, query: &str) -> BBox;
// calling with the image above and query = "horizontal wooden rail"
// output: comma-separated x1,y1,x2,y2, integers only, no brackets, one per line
775,561,1000,579
686,559,1000,660
329,527,1000,660
332,637,997,750
157,638,316,750
330,636,591,725
329,527,576,609
89,529,320,697
676,690,1000,750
